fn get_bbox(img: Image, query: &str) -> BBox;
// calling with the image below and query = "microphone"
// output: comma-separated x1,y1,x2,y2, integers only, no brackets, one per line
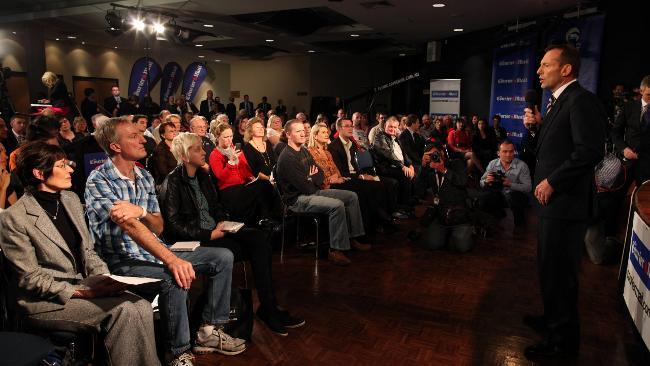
524,89,538,111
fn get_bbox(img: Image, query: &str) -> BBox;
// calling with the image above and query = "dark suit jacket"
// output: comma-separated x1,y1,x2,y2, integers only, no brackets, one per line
104,96,125,116
0,191,109,314
329,137,359,177
534,81,606,220
199,99,215,119
3,131,20,156
226,103,237,121
398,129,426,166
371,130,412,172
239,101,254,117
612,100,645,155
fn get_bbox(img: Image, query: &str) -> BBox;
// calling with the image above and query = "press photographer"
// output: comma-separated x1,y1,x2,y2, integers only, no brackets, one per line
479,139,532,228
418,142,474,252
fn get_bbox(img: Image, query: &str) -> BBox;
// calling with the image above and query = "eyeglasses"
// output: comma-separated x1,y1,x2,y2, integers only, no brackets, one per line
55,160,76,169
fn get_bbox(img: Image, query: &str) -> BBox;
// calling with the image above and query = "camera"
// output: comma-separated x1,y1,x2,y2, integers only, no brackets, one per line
430,150,441,163
490,171,506,189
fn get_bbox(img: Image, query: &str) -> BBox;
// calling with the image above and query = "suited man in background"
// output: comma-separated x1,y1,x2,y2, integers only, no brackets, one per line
522,44,605,360
226,97,237,122
104,86,125,117
239,94,254,118
612,75,650,184
257,96,272,114
199,90,217,120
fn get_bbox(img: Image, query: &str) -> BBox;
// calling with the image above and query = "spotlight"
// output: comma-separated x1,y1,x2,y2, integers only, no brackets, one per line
105,11,125,30
153,22,166,34
132,18,146,31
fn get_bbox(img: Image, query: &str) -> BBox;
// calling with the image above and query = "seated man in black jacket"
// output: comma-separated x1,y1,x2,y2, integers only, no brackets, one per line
276,119,369,266
372,116,416,213
159,132,304,336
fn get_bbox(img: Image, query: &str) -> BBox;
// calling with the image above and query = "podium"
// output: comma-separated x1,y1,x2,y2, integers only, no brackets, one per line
619,181,650,351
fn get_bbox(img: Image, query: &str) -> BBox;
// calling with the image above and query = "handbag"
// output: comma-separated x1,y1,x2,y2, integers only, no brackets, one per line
223,287,254,341
594,153,626,192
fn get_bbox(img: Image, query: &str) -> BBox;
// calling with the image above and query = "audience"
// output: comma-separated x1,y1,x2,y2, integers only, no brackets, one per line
242,117,277,182
447,117,484,174
472,117,498,169
492,114,508,142
134,114,157,168
149,121,179,186
9,115,60,172
85,117,245,365
276,119,368,266
4,114,27,155
159,132,304,336
189,116,216,158
0,142,159,365
73,116,89,136
57,116,82,148
368,112,387,145
352,112,370,149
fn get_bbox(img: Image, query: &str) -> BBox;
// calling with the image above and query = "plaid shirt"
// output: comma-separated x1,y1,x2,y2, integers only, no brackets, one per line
85,157,165,266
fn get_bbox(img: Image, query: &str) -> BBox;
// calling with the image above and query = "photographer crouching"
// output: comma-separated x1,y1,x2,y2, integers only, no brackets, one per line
479,139,532,228
418,142,474,252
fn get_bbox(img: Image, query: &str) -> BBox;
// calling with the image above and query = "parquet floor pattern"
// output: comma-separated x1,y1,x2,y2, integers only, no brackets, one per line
195,209,649,366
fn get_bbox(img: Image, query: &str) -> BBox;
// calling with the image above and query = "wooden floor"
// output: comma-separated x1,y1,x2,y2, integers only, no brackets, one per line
195,208,649,366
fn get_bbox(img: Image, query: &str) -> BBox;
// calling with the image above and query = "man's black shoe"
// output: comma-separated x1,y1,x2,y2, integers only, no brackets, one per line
257,308,288,336
523,314,547,335
277,310,305,328
524,340,578,360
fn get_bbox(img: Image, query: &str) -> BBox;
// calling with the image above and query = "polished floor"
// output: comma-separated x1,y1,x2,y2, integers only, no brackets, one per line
195,208,649,366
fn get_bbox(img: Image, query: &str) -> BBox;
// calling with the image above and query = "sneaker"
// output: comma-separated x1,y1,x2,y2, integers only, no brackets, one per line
328,250,351,266
193,326,246,355
351,240,371,251
168,352,194,366
257,307,288,336
278,310,306,329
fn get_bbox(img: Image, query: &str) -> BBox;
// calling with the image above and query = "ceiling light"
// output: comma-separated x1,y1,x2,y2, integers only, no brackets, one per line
198,55,205,58
67,35,77,39
265,39,274,42
432,3,446,7
350,34,360,37
11,31,16,35
214,59,221,62
399,53,406,57
81,41,85,45
203,24,214,28
195,44,203,47
132,18,146,31
153,23,166,34
55,38,60,41
308,50,316,53
453,28,464,32
114,46,118,49
105,10,125,30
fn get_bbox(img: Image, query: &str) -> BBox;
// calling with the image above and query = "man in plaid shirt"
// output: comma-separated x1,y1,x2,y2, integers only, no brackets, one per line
85,117,246,366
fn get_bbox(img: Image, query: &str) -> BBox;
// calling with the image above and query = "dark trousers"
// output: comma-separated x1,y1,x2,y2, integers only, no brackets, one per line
537,217,585,347
220,180,274,225
479,190,528,226
331,178,391,233
205,228,277,310
377,166,412,208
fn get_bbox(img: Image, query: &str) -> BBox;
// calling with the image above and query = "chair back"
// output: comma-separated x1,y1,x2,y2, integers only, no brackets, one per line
354,149,376,174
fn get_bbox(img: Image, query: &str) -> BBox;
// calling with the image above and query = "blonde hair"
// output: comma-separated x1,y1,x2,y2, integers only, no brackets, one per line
307,122,328,149
171,132,202,164
210,114,229,136
41,71,57,88
267,115,281,130
244,117,265,143
212,122,232,138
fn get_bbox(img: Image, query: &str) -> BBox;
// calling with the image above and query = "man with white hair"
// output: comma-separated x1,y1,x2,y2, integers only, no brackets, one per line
190,116,216,157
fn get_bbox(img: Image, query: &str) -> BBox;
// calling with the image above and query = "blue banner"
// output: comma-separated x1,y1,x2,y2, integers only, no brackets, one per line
159,62,183,106
489,35,536,147
128,57,162,102
181,62,208,103
542,14,606,110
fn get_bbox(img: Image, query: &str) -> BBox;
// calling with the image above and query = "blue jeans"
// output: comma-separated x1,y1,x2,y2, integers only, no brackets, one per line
111,247,234,356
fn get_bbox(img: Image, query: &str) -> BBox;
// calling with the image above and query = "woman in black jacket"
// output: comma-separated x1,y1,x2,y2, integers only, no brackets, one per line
159,132,304,336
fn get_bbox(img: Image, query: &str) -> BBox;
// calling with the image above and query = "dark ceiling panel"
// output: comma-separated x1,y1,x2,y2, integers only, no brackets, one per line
311,38,411,54
208,45,290,59
232,7,357,37
1,0,113,15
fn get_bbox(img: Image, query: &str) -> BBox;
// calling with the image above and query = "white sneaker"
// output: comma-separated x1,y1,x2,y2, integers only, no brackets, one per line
168,352,194,366
193,326,246,355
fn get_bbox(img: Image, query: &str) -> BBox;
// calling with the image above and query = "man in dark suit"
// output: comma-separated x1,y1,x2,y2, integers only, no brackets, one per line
178,93,198,115
3,114,27,155
398,114,426,169
612,75,650,184
239,94,254,118
226,97,237,122
522,44,606,360
80,88,99,128
199,90,216,120
104,86,125,117
257,96,272,114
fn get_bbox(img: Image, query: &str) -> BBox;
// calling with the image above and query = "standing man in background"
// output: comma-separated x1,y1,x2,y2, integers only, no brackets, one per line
104,86,124,117
522,44,605,360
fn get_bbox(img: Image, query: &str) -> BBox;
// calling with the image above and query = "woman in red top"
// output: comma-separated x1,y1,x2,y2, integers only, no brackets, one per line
447,117,484,174
209,122,274,224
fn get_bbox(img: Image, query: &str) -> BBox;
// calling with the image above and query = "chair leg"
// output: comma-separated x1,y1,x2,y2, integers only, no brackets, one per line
281,212,286,263
314,218,319,259
296,216,300,244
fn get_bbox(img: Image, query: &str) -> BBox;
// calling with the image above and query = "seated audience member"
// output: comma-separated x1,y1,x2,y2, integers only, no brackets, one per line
209,122,274,225
368,113,387,146
232,116,248,146
492,114,508,142
189,116,216,158
372,116,415,213
85,117,245,364
308,123,390,233
149,121,179,185
352,112,370,149
160,133,304,335
276,119,368,266
430,117,447,143
479,140,532,228
9,115,61,172
0,142,159,365
209,114,229,139
66,113,110,201
242,117,277,182
146,116,161,140
420,142,474,252
57,116,82,148
73,116,88,136
398,114,426,169
398,116,408,136
472,117,498,169
303,120,312,139
329,117,400,219
4,114,28,156
420,114,434,139
266,115,283,146
0,142,18,207
447,117,484,174
152,110,171,143
134,114,157,168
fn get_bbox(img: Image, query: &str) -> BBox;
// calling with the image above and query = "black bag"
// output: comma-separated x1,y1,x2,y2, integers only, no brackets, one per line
223,287,254,341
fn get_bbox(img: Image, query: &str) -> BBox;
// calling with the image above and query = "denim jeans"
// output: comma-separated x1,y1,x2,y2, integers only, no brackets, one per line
111,247,234,356
422,219,474,252
289,189,365,250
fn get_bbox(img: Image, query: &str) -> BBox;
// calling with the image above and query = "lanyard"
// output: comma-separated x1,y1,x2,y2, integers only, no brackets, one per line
435,172,445,194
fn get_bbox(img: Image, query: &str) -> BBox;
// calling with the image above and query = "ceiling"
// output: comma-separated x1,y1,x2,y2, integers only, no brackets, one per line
0,0,589,61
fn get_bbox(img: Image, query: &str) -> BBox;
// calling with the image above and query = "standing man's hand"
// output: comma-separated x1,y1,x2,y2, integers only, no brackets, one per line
524,107,542,126
535,179,554,205
623,147,638,160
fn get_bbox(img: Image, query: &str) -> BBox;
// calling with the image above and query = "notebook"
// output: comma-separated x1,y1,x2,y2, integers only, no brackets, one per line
170,241,201,252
